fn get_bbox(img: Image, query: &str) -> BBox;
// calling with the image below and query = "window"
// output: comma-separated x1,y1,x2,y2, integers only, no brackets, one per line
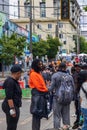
2,1,4,11
40,2,46,17
59,23,63,28
24,3,30,17
37,24,41,29
48,24,52,29
26,25,28,30
59,34,63,38
61,0,70,20
48,34,52,37
38,35,41,39
26,24,30,30
53,0,57,17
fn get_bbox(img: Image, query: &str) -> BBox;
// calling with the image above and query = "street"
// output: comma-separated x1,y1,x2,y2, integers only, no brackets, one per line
0,99,79,130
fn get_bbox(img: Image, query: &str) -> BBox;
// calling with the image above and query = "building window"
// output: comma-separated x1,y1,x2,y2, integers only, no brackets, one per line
48,34,52,37
40,2,46,17
48,24,52,29
2,0,4,11
26,24,30,30
26,25,28,30
24,3,30,17
37,24,41,29
53,0,57,17
59,23,63,28
38,35,41,39
59,34,63,38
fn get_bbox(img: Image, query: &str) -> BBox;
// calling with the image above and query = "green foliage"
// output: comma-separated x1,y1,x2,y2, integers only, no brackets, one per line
73,36,87,53
0,33,26,65
46,36,61,59
31,40,50,58
79,36,87,53
28,36,61,59
83,6,87,11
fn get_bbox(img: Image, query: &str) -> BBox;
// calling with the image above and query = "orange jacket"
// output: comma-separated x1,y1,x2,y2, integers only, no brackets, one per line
28,69,48,92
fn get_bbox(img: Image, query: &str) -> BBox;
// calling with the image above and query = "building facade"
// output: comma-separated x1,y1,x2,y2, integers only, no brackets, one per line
0,0,9,16
11,0,81,54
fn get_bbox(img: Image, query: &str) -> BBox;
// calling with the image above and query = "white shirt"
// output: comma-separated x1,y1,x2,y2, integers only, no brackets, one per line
80,82,87,108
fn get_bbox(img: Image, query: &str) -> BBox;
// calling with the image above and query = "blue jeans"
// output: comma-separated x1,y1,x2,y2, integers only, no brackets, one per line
81,108,87,130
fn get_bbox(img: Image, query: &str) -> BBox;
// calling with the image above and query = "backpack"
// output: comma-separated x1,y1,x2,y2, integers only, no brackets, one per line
56,75,74,105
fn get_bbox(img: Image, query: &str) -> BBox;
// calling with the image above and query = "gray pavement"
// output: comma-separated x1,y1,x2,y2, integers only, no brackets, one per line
0,99,80,130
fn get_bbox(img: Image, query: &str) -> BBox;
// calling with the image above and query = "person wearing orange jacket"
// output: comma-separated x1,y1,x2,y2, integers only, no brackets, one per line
29,59,49,130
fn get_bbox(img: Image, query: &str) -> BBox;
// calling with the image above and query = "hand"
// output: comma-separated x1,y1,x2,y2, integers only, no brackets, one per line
46,80,51,87
10,109,16,117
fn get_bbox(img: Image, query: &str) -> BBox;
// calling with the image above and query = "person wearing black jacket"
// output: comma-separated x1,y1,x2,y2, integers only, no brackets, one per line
2,64,22,130
72,64,81,129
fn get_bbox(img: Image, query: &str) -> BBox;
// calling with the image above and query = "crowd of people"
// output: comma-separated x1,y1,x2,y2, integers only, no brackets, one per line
1,57,87,130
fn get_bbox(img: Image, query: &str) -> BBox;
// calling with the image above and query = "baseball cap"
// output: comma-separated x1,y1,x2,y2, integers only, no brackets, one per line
10,64,23,73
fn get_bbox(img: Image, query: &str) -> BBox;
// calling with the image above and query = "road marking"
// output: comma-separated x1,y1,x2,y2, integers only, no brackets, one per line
20,117,32,125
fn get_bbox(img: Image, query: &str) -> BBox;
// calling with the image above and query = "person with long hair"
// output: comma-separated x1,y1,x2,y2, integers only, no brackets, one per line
29,59,49,130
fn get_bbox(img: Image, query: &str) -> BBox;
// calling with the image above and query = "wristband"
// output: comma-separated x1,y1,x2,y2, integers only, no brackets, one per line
10,109,16,115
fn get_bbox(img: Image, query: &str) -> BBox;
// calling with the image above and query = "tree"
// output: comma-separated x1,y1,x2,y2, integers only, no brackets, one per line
46,36,61,59
79,36,87,53
28,36,61,59
30,40,50,59
0,33,26,77
83,6,87,11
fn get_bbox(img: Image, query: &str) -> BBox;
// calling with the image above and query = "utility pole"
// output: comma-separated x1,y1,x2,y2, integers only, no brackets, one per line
33,0,35,33
30,0,32,54
56,0,59,38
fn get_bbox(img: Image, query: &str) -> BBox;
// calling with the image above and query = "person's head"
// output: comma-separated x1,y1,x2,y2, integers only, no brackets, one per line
71,66,76,75
10,64,23,80
31,59,43,73
81,64,87,70
74,64,81,72
58,62,66,71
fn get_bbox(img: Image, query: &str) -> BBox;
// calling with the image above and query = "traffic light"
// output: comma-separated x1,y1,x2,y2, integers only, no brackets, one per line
61,0,70,20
